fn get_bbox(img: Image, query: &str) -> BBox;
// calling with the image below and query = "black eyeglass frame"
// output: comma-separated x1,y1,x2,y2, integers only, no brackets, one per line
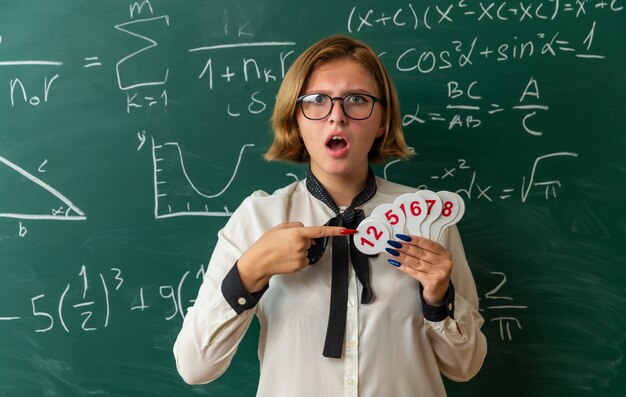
296,92,385,121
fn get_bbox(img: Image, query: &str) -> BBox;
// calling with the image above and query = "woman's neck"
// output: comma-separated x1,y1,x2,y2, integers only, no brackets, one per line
311,167,370,207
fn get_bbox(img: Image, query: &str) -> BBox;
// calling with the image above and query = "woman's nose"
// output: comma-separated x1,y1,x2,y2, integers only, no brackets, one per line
328,98,347,124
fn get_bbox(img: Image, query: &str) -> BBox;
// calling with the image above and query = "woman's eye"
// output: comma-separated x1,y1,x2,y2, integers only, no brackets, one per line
307,94,327,104
347,94,367,104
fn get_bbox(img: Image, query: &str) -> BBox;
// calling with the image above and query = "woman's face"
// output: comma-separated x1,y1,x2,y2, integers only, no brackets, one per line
296,58,384,183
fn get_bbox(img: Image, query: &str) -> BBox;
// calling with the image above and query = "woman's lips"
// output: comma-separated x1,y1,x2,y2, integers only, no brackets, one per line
325,135,350,158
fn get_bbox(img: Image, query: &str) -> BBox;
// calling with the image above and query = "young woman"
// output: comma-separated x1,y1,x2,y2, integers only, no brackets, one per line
174,35,487,397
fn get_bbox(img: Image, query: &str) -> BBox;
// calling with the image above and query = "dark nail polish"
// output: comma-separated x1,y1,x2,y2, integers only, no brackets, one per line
388,259,401,267
385,248,400,257
395,234,412,242
387,240,403,249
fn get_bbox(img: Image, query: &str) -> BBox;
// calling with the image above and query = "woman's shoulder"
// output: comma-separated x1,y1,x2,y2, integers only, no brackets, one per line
375,176,417,196
237,179,305,210
222,180,305,234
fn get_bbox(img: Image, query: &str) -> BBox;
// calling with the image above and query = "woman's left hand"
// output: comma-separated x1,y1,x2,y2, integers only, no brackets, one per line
386,235,452,306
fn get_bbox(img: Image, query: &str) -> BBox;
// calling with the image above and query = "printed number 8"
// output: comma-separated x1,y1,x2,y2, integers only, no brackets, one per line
442,201,454,217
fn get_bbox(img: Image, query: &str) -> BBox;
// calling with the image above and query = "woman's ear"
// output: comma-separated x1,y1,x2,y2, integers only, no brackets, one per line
376,113,387,137
376,124,385,138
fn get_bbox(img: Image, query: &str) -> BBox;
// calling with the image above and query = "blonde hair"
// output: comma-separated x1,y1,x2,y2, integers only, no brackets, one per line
265,35,412,163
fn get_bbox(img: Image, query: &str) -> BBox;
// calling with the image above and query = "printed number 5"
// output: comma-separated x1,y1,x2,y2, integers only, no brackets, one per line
385,209,399,225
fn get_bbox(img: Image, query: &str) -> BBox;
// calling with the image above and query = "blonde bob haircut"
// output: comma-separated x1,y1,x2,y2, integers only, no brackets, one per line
265,35,413,163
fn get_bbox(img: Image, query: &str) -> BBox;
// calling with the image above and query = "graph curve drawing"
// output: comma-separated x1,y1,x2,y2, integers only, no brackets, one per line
0,155,86,221
151,138,254,219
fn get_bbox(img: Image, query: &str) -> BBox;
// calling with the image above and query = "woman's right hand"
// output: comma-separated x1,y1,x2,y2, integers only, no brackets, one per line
237,222,352,292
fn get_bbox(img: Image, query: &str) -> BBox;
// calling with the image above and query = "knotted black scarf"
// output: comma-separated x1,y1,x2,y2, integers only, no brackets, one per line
306,168,377,358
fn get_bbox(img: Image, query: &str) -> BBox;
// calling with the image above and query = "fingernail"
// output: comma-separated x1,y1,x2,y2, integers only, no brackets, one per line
387,240,402,249
340,228,358,235
395,234,412,242
388,259,401,267
385,248,400,257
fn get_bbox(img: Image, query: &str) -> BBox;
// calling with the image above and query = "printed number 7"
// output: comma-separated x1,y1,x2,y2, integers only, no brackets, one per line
425,199,436,214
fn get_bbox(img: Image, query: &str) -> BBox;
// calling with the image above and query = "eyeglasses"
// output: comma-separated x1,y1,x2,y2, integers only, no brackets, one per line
297,93,384,120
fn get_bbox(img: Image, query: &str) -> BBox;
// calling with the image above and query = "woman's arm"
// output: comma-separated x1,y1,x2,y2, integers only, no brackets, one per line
387,225,487,381
422,225,487,381
173,225,260,384
173,193,348,384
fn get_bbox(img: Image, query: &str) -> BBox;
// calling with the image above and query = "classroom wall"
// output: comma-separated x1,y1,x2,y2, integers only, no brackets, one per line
1,1,625,396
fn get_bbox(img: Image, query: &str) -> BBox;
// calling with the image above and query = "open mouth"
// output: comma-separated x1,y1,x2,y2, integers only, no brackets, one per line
326,135,348,151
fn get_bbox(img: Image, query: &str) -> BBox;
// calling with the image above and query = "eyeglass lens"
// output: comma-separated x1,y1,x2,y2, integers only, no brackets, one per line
299,94,376,120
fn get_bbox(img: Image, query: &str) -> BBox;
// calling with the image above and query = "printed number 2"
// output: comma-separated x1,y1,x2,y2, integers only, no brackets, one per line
360,226,383,247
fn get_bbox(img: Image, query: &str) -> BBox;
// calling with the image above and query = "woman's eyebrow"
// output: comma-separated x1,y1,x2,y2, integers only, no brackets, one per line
302,88,377,95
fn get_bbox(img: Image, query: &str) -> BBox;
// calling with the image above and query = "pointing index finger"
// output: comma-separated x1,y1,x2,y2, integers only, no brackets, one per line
299,226,357,239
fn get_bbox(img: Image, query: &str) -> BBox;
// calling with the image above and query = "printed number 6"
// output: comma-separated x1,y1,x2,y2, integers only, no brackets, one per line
401,201,421,217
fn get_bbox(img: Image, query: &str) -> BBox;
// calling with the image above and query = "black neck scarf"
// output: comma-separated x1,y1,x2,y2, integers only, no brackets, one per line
306,168,377,358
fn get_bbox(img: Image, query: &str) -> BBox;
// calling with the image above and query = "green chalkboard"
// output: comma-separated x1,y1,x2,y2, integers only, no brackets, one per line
1,1,625,396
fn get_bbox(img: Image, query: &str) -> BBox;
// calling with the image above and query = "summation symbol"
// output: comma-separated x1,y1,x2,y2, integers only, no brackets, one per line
114,14,170,91
151,138,253,219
